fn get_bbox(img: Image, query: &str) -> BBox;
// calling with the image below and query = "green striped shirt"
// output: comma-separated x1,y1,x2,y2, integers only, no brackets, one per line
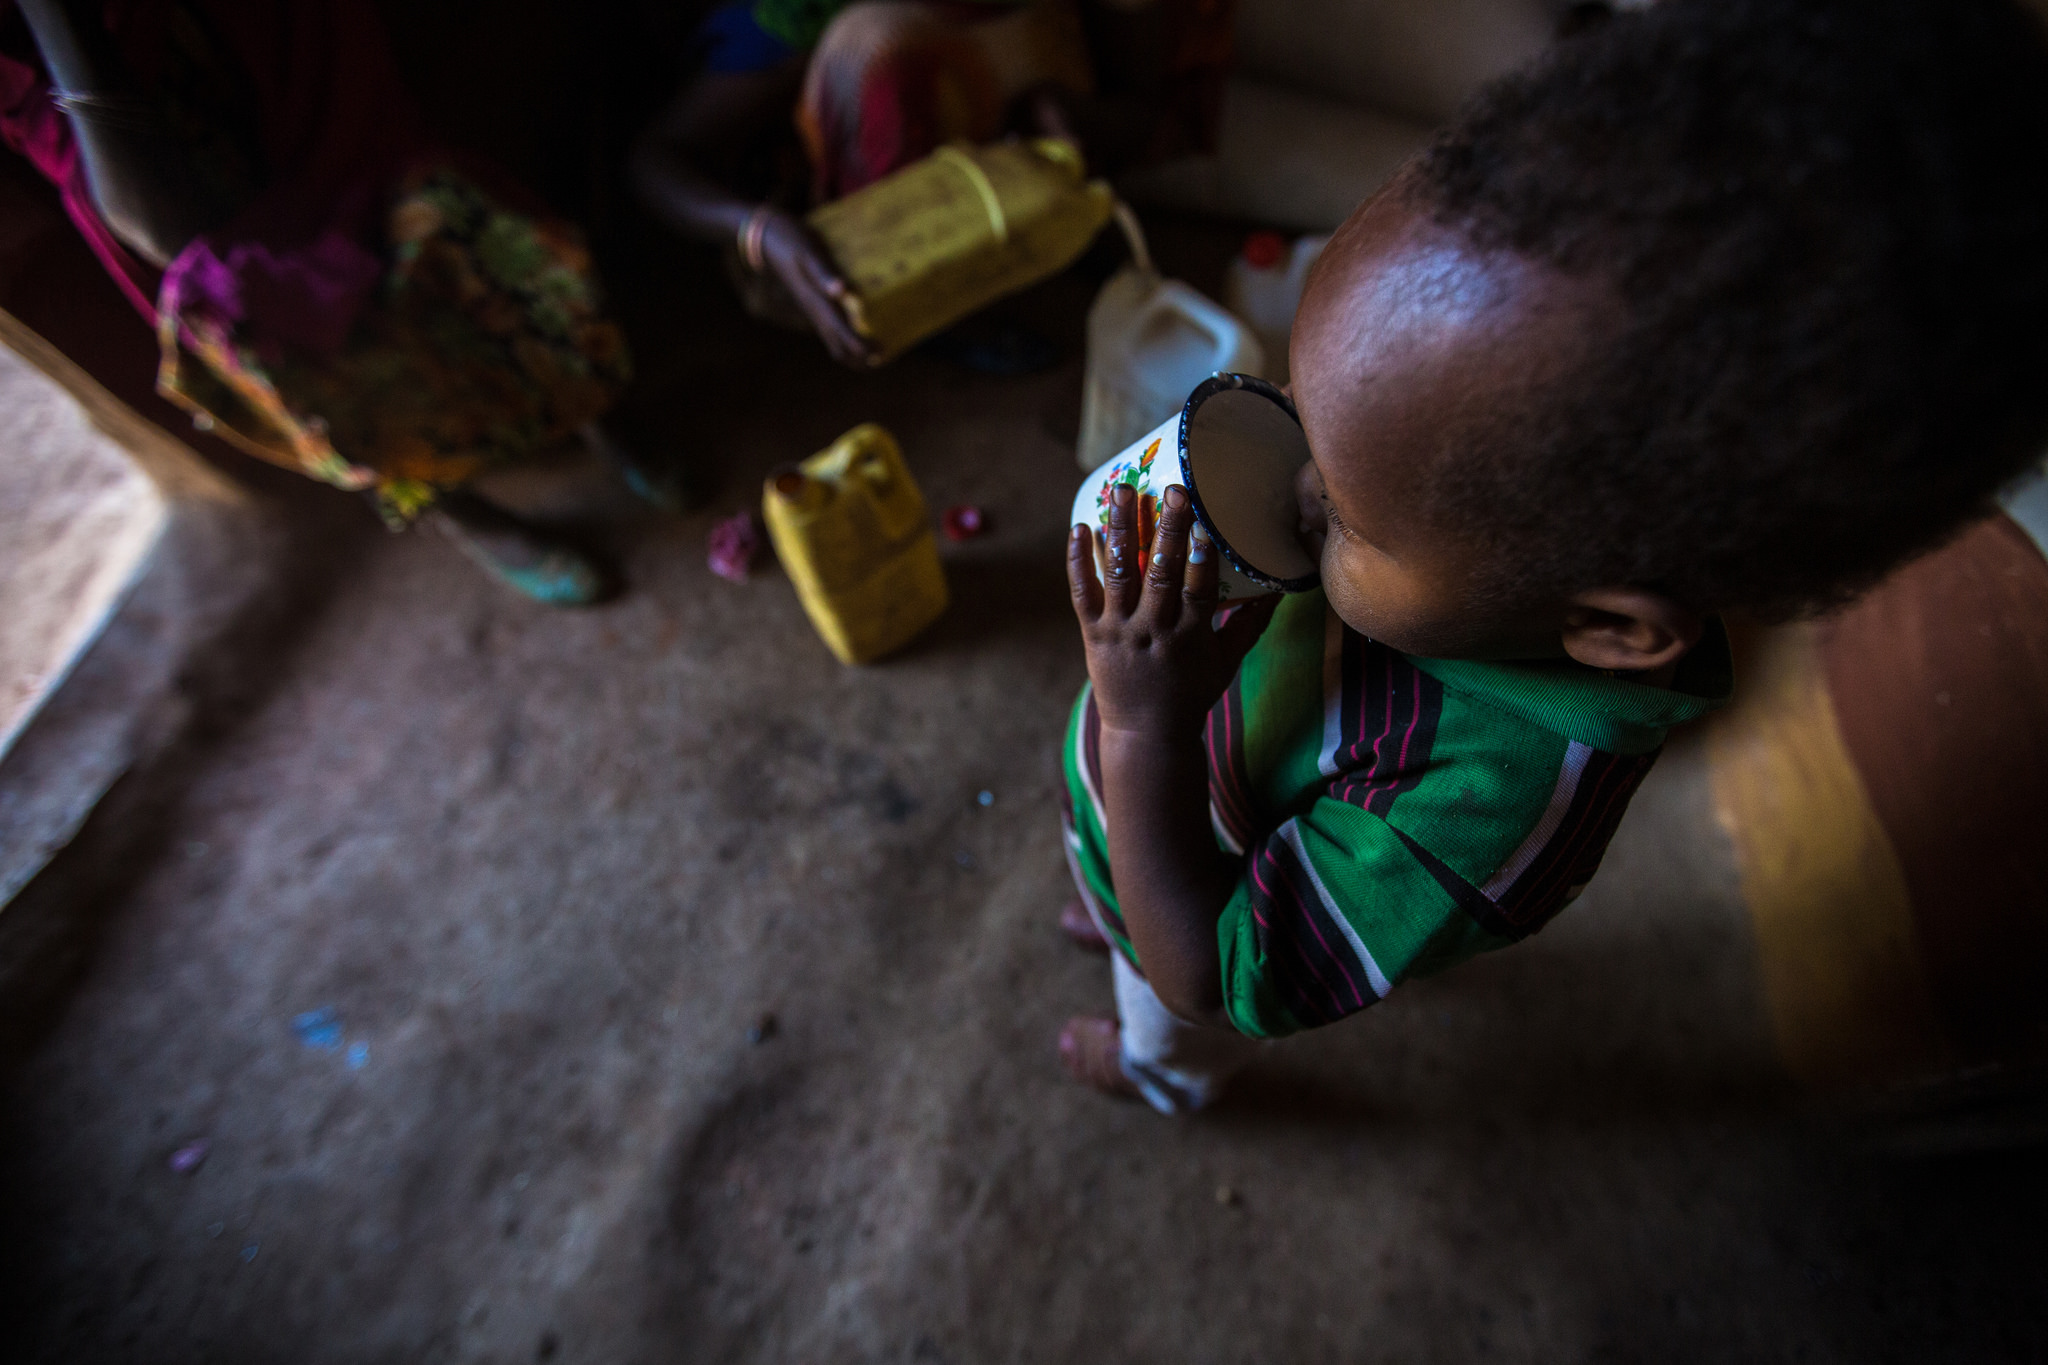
1063,589,1732,1038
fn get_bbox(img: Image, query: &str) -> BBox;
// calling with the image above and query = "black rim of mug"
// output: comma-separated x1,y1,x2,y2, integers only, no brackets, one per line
1176,372,1321,594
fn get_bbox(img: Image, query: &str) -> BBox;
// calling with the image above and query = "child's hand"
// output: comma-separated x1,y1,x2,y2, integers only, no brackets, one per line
1069,483,1278,740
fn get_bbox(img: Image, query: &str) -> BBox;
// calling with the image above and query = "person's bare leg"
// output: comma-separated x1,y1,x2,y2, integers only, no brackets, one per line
1063,950,1260,1110
1059,898,1111,953
1058,1016,1142,1099
18,0,240,266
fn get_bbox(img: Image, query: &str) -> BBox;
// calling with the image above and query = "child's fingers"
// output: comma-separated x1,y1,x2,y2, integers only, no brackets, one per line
1100,484,1144,617
1182,519,1221,616
1144,486,1195,625
1067,524,1104,621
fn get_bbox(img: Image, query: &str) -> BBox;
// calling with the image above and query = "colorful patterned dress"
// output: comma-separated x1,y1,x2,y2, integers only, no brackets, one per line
157,169,631,525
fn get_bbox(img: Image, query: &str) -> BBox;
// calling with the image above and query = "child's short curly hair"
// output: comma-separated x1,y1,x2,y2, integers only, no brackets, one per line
1413,0,2048,617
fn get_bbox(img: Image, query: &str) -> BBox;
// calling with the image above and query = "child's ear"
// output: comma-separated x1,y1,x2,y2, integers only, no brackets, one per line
1559,588,1703,674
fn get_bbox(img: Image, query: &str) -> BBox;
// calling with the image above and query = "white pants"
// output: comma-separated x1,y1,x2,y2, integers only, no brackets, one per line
1111,950,1263,1114
1065,808,1263,1113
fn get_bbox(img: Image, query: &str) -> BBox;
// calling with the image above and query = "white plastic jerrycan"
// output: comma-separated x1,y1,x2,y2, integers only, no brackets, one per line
1223,230,1329,387
1076,206,1264,471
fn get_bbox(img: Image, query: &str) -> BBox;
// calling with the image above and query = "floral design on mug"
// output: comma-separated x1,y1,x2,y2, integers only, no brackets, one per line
1095,437,1161,557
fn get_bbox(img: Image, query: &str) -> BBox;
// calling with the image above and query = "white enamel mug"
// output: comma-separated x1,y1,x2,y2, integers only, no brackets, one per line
1070,373,1320,600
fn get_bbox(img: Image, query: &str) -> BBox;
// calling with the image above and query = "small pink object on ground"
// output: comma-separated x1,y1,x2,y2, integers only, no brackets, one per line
941,505,987,541
168,1140,210,1174
707,512,761,582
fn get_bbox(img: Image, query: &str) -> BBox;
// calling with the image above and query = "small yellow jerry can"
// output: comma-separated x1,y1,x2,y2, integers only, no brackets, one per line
762,424,949,665
808,138,1116,363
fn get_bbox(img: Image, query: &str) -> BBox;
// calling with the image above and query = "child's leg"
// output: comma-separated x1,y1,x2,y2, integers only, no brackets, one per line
1058,795,1260,1111
1058,898,1111,952
1109,951,1261,1114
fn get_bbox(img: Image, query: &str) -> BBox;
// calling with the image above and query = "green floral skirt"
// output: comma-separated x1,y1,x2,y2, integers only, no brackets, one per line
158,170,633,525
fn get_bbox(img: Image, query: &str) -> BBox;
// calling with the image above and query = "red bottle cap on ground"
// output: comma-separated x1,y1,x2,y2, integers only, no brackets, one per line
941,505,987,541
1241,231,1286,270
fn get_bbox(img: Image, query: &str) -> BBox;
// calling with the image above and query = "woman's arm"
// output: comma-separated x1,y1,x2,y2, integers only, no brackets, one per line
17,0,230,267
631,61,874,367
630,61,797,244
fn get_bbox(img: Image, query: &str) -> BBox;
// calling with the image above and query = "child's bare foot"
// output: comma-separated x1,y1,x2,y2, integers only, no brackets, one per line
1058,899,1111,954
1058,1016,1141,1100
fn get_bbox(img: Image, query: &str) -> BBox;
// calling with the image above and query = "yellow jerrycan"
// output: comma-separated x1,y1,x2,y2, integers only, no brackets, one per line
808,138,1116,363
762,424,949,664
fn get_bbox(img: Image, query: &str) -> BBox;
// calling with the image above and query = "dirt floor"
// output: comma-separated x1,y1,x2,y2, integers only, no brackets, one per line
2,225,2045,1364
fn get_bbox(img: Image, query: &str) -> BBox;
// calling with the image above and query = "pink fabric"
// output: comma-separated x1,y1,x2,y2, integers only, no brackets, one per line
0,41,160,320
707,512,763,582
163,230,382,362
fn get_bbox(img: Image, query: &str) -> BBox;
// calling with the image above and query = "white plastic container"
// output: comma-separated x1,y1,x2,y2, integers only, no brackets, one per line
1076,207,1265,471
1223,230,1329,387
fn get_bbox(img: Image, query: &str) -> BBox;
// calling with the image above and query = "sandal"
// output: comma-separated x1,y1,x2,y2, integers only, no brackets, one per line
431,492,607,606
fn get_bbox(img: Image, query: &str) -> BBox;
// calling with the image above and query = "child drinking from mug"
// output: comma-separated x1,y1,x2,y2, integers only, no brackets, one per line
1056,0,2048,1110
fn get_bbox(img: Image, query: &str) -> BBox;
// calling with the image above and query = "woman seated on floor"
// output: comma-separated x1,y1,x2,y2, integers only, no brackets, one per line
631,0,1234,367
1,0,674,605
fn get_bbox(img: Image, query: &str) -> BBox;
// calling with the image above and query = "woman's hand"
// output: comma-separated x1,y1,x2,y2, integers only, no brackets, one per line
1070,483,1277,740
631,66,874,364
756,210,877,369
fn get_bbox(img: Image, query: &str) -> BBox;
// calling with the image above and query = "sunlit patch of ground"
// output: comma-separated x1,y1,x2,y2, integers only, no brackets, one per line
0,342,164,757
